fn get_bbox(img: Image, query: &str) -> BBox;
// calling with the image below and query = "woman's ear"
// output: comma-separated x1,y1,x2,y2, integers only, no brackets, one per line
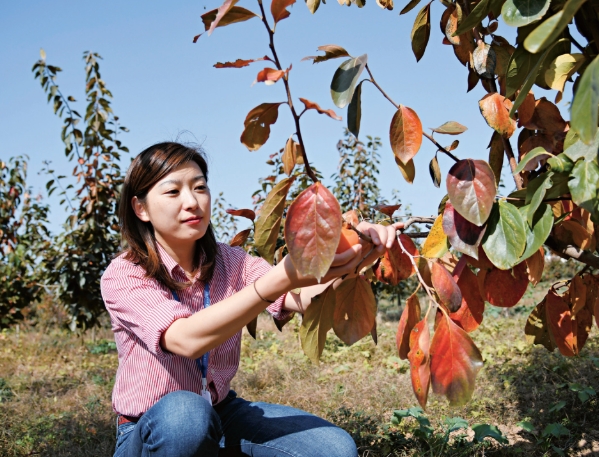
132,196,150,222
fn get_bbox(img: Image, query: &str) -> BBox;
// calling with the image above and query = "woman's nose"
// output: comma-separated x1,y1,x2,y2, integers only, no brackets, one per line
181,189,199,210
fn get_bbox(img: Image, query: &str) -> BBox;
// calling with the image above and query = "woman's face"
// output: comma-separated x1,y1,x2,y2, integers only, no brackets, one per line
132,161,211,251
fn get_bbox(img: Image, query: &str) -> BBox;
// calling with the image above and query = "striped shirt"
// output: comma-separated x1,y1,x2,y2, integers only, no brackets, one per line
101,242,290,417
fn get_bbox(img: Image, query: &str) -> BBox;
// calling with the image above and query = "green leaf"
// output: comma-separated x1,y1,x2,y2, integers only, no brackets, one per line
348,81,363,138
400,0,423,14
299,283,337,364
482,201,527,270
506,46,539,99
514,147,552,174
510,39,568,116
453,0,491,36
548,400,566,413
523,0,587,54
516,420,536,433
569,159,599,221
445,417,469,432
502,0,551,27
563,129,599,161
472,423,509,444
330,54,368,109
254,176,295,264
547,153,574,173
571,55,599,144
542,423,569,438
525,172,553,226
411,2,432,62
519,203,553,261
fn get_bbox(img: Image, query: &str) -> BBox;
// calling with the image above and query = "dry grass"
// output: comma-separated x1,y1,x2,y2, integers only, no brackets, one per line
1,281,598,456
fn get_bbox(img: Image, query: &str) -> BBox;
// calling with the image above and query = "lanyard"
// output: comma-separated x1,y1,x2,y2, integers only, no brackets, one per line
171,283,211,390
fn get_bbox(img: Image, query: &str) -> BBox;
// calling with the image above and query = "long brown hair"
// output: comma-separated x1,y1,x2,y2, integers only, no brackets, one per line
119,142,218,290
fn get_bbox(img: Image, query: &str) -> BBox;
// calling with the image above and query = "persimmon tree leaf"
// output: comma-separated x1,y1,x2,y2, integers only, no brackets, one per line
482,201,526,269
400,0,423,14
430,310,484,406
479,93,517,138
446,159,496,226
226,208,256,221
306,0,321,14
545,290,576,356
214,56,271,68
202,2,258,36
246,316,258,339
271,0,296,24
519,203,553,261
299,97,342,120
397,291,422,359
563,130,599,162
396,156,416,183
506,46,539,98
411,2,432,62
285,182,342,282
431,121,468,135
283,136,298,176
545,53,585,103
525,297,556,352
569,159,599,222
525,247,544,286
254,176,295,264
408,317,431,409
302,44,351,64
570,55,599,144
390,105,423,165
451,266,485,332
442,201,486,258
525,172,553,226
421,215,449,258
514,147,553,174
442,4,462,45
487,131,504,187
333,276,377,345
429,156,442,188
374,234,418,285
473,42,497,78
501,0,551,27
230,228,252,247
240,102,283,151
374,204,402,217
432,262,463,312
299,283,337,364
330,54,368,109
348,81,363,138
480,261,529,307
255,67,288,84
453,0,491,36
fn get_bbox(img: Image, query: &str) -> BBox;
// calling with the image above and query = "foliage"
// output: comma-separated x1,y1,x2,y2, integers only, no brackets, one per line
32,51,129,331
211,191,240,243
0,156,51,328
196,0,599,409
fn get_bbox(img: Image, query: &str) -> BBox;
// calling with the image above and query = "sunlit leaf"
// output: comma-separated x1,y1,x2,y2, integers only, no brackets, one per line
482,201,527,270
397,291,421,359
525,172,554,226
202,2,258,36
348,81,363,138
545,53,585,103
563,130,599,162
421,215,449,258
519,203,553,261
408,316,431,409
501,0,551,27
283,136,298,176
395,156,416,184
569,159,599,222
473,42,496,78
390,105,423,165
506,46,539,98
571,55,599,145
430,310,484,406
514,147,552,174
299,97,342,120
432,262,462,312
226,208,256,221
442,3,462,45
411,2,432,62
479,93,517,138
214,56,271,68
451,267,485,332
285,182,342,282
302,44,351,64
431,121,468,135
453,0,491,36
525,297,556,351
306,0,321,13
255,67,288,85
525,247,544,286
374,204,401,217
254,177,295,264
240,102,283,151
442,201,486,258
545,290,576,356
271,0,296,24
333,276,377,345
429,156,442,188
446,159,496,226
374,234,418,285
300,283,337,363
330,55,368,109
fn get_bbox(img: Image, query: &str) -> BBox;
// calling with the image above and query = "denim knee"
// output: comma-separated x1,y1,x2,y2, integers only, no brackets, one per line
323,427,359,457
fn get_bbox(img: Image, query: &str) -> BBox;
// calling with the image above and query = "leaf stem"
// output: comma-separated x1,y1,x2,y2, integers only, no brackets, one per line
396,233,437,304
256,0,318,183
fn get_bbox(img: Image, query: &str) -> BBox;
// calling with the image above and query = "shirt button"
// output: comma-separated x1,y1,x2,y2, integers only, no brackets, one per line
210,368,215,375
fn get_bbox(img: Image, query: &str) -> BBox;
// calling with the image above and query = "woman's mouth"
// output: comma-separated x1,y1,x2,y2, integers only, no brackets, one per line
183,216,202,225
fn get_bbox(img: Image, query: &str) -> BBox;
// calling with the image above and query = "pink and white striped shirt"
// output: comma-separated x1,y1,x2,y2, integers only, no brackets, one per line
101,242,289,417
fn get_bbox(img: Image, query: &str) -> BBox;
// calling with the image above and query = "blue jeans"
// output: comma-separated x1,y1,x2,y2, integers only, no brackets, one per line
114,390,358,457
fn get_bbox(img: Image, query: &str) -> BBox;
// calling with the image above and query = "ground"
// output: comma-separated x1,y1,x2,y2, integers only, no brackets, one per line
1,280,598,456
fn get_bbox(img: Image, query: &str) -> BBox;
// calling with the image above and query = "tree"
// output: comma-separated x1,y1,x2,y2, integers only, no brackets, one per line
194,0,599,408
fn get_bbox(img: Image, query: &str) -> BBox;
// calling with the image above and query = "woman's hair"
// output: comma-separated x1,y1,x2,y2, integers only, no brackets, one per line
119,142,218,290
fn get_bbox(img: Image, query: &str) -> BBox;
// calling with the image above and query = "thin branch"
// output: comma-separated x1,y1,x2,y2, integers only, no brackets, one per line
545,235,599,269
423,132,459,162
404,231,430,238
401,216,436,229
256,0,318,183
397,233,437,304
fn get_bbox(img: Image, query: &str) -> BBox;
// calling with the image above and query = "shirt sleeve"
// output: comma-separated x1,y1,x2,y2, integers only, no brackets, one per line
101,258,192,360
240,251,294,322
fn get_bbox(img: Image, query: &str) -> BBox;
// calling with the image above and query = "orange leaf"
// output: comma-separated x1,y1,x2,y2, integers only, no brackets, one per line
229,228,252,247
430,310,483,406
397,291,422,359
554,220,595,251
526,247,544,286
390,105,423,165
530,97,567,133
240,103,283,151
285,182,342,282
374,234,418,285
342,209,360,227
282,136,302,176
450,266,485,332
271,0,296,24
374,204,401,217
299,98,341,121
479,261,528,308
517,92,536,129
214,56,271,68
408,316,431,409
431,262,462,312
333,276,377,345
479,93,517,138
226,208,256,221
545,290,576,357
255,67,288,85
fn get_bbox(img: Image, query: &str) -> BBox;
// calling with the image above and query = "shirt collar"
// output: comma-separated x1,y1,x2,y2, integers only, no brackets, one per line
156,241,203,282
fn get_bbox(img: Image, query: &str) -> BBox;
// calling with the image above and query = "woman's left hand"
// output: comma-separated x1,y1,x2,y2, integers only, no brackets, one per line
351,220,401,273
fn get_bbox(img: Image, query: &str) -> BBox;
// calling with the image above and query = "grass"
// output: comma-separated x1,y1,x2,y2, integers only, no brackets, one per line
1,279,598,456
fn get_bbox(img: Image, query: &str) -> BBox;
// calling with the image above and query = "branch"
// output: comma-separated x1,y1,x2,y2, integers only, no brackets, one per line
404,231,430,238
545,235,599,269
256,0,318,183
400,216,436,229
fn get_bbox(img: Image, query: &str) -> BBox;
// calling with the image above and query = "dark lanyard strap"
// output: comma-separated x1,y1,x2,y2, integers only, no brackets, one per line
171,283,211,381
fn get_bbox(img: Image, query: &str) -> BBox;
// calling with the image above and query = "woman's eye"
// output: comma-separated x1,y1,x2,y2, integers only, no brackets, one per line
195,185,207,191
166,189,179,195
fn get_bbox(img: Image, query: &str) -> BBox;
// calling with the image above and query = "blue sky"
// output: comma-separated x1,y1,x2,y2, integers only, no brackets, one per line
2,0,563,235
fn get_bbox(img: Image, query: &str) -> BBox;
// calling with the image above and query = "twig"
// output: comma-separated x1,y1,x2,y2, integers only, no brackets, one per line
256,0,318,183
403,232,429,239
545,235,599,269
364,64,459,163
397,233,437,304
401,216,436,229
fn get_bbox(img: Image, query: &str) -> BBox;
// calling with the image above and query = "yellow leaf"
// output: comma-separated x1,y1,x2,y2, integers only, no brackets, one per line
421,215,449,258
544,53,585,103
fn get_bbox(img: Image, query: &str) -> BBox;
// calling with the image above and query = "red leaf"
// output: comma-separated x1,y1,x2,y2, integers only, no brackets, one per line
479,93,517,138
240,103,283,151
545,290,576,357
285,183,342,282
446,159,496,226
442,201,486,258
255,67,288,85
271,0,296,24
450,266,485,332
214,56,271,68
479,261,528,308
397,291,422,360
431,262,462,312
408,317,431,409
229,228,252,247
390,105,423,165
333,276,377,345
374,234,418,285
226,208,256,221
430,310,484,406
374,204,401,217
299,98,342,121
526,247,544,286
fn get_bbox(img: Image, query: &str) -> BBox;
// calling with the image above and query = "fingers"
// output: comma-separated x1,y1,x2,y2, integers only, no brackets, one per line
330,243,362,267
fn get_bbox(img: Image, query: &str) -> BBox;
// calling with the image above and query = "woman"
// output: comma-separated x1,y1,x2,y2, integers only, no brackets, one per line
101,142,398,457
